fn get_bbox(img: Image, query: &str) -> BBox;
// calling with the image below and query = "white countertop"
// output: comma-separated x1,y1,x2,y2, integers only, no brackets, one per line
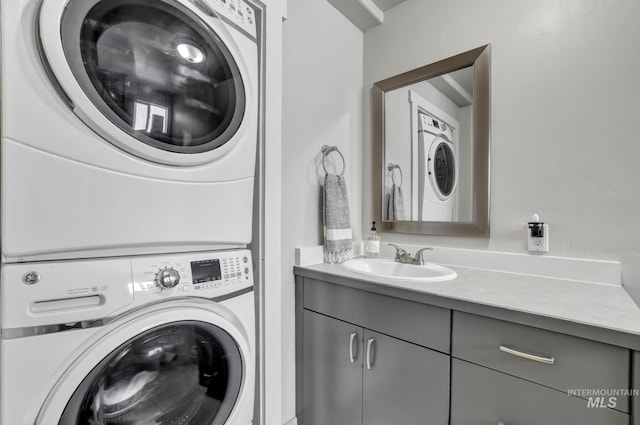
296,261,640,338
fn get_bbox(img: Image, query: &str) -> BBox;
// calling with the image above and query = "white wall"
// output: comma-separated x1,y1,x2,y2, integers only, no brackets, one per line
363,0,640,304
261,1,285,425
281,0,363,422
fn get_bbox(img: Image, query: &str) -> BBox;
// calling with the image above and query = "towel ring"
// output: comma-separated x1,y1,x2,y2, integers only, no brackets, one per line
322,145,345,175
387,163,403,186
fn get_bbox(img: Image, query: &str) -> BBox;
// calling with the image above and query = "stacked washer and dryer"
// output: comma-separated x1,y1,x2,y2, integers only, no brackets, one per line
417,111,458,222
0,0,259,424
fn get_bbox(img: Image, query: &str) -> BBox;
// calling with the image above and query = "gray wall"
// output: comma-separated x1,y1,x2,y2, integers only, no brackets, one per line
282,0,363,421
363,0,640,305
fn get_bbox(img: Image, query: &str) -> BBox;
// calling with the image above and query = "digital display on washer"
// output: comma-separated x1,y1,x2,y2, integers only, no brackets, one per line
191,259,222,284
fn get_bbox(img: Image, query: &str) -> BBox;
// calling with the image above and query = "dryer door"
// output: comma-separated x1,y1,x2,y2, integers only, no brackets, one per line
427,137,458,201
38,0,252,166
36,300,254,425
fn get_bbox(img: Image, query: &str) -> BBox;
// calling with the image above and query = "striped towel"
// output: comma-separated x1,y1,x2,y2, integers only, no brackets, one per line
385,183,405,220
323,173,353,263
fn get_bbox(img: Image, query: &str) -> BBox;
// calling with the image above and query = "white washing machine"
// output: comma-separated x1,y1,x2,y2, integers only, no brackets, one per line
1,0,259,262
0,249,255,425
417,112,458,221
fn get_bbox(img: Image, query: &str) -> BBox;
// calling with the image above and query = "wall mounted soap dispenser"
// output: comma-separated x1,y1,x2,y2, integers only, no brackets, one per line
527,213,549,253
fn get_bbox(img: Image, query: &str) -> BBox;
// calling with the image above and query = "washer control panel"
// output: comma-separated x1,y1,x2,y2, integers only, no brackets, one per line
132,249,253,298
1,251,253,329
155,267,181,289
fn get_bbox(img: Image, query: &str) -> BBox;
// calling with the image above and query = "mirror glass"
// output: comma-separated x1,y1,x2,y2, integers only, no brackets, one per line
372,45,490,236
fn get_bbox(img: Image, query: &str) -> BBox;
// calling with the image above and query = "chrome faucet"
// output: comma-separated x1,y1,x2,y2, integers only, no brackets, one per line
388,243,411,263
388,244,433,265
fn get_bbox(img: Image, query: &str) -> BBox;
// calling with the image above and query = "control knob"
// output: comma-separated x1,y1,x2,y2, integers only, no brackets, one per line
155,267,181,289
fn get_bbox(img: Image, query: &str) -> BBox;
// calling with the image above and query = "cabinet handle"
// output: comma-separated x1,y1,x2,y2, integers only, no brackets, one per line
499,345,555,365
349,332,358,363
366,338,375,370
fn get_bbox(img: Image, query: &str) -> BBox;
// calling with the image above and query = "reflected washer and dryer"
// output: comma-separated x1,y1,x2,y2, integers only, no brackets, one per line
417,111,458,221
1,0,259,261
0,249,255,425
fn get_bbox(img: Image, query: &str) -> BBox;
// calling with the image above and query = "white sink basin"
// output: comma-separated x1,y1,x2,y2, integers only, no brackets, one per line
342,258,457,282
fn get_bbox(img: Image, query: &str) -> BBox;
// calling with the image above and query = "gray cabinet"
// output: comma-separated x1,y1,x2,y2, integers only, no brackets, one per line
451,311,632,424
295,273,637,425
299,279,451,425
451,358,629,425
452,311,630,411
302,278,451,353
362,329,449,425
302,311,363,425
302,310,449,425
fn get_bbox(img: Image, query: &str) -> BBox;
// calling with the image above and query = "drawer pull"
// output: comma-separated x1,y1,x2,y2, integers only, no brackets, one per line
366,338,375,370
499,345,555,365
349,332,358,363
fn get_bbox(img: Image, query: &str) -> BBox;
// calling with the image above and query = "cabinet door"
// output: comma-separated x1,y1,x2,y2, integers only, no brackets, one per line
362,330,450,425
302,311,363,425
451,358,629,425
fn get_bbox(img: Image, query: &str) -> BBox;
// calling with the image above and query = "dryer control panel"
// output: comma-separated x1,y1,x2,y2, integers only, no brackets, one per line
200,0,257,38
131,249,254,300
418,112,454,140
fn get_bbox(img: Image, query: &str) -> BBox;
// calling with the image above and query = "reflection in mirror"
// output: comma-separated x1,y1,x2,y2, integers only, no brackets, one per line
384,66,473,222
373,45,490,236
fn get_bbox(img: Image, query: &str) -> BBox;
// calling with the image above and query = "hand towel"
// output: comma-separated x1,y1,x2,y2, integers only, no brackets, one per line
386,184,405,221
323,173,353,263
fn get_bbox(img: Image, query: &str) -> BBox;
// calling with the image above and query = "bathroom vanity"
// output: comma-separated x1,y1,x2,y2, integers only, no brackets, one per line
294,263,640,425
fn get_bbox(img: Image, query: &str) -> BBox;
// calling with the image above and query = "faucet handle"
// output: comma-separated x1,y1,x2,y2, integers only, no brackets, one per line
413,247,434,265
388,243,408,260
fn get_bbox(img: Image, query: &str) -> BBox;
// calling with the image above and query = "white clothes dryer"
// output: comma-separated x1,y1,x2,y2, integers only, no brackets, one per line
417,112,458,221
1,0,259,262
0,249,255,425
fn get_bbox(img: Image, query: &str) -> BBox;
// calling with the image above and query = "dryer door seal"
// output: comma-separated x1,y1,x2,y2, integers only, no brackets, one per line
428,138,457,200
59,321,242,425
39,0,251,166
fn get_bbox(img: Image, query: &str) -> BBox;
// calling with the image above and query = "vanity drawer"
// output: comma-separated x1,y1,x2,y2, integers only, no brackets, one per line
452,311,630,412
451,358,629,425
302,278,450,353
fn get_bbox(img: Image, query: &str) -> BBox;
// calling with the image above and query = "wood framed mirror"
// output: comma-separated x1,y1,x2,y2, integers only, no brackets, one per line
372,45,491,236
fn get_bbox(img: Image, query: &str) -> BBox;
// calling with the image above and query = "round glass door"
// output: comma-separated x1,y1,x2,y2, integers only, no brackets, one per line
58,321,243,425
430,141,456,198
60,0,246,155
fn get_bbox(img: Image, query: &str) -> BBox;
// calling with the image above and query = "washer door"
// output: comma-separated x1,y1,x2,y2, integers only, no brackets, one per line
39,0,249,166
427,137,457,201
36,300,253,425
